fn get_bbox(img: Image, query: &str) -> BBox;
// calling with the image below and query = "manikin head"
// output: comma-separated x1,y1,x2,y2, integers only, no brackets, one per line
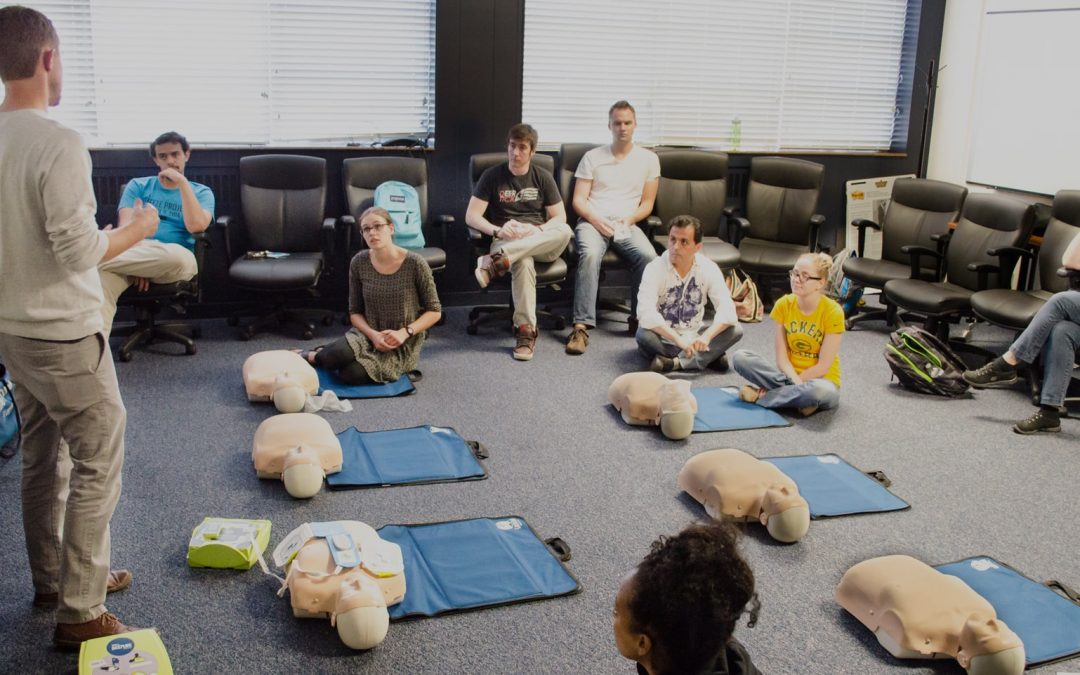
281,446,324,499
759,485,810,543
272,373,307,413
334,574,390,650
506,123,538,175
608,100,637,146
959,618,1025,675
614,520,758,675
0,6,63,107
657,379,696,440
359,206,395,251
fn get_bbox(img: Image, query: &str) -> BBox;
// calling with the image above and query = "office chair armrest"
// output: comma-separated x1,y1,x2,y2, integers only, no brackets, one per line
639,215,662,239
1057,266,1080,290
339,214,356,253
809,213,826,251
967,261,1005,290
214,215,234,263
321,217,337,257
986,245,1033,261
435,214,454,243
851,218,881,258
900,244,941,280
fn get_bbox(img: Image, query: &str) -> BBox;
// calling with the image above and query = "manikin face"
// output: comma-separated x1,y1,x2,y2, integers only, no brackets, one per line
360,213,394,249
506,138,535,174
609,108,637,144
152,142,190,177
45,46,63,107
667,225,702,270
789,256,824,298
613,573,649,663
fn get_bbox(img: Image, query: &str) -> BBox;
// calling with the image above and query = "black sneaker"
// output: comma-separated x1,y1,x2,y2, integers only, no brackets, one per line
1013,408,1061,435
962,358,1018,389
649,355,678,373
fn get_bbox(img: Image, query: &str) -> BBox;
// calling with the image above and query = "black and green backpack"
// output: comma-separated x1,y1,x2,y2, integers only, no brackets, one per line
883,326,970,397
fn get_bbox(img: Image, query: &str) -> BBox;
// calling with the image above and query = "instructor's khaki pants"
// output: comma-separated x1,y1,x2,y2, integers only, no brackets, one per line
491,222,573,327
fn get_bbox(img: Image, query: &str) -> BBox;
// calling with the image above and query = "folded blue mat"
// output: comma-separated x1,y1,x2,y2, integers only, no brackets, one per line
937,557,1080,666
377,516,579,620
326,425,487,488
316,368,414,398
764,454,909,518
692,387,791,433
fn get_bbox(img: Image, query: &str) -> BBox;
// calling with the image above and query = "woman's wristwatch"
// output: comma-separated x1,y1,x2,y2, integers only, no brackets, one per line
405,325,415,337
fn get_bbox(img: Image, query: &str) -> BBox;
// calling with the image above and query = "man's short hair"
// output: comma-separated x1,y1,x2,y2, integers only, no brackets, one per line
609,100,636,120
0,6,59,82
668,215,703,244
507,123,539,151
150,131,190,157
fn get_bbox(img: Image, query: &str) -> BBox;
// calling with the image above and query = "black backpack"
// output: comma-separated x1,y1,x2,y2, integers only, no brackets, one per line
883,326,971,397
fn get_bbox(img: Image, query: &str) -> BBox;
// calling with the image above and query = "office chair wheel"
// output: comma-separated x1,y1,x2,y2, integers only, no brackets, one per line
239,327,254,341
554,318,566,330
469,309,480,320
322,315,335,326
301,329,314,340
118,349,133,363
186,343,197,356
227,316,239,327
466,324,478,335
844,318,854,331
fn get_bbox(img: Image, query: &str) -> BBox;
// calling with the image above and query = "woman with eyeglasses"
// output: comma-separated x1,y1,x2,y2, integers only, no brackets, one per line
296,206,441,384
729,252,844,416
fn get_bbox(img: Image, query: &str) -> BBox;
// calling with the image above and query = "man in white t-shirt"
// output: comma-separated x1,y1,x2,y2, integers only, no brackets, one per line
565,100,659,355
636,215,742,372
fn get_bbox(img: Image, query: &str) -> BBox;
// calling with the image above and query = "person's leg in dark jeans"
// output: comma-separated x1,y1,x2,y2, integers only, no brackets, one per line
311,337,372,385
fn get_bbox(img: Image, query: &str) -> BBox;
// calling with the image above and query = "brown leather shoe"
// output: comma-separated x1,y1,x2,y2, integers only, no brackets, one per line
54,612,142,650
34,569,132,609
513,324,537,361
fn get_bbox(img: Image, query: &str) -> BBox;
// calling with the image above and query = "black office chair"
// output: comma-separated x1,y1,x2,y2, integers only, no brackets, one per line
652,149,739,269
728,157,825,304
464,152,567,335
221,154,337,340
111,232,209,362
844,178,968,329
883,193,1036,340
340,157,450,277
558,142,660,333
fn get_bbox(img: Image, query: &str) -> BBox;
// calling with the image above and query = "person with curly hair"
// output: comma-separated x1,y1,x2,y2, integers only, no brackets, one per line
613,520,761,675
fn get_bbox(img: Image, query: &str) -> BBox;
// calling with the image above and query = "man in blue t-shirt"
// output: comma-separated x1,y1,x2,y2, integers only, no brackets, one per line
97,130,214,335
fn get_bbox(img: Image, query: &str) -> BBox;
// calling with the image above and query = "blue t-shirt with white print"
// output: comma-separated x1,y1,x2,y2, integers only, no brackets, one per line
118,176,215,250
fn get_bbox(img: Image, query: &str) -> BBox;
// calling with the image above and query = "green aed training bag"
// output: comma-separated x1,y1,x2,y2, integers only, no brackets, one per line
187,517,272,570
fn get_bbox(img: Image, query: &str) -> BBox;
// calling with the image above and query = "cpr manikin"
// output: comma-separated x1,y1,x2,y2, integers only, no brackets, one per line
273,521,405,650
836,555,1025,675
677,448,810,543
608,372,698,440
243,350,319,413
252,413,343,498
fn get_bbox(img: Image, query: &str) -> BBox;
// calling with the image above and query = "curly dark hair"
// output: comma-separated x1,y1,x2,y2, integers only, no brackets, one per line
627,520,759,675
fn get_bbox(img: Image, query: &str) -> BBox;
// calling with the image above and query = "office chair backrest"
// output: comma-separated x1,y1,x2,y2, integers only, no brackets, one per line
239,154,327,253
655,149,729,237
1038,190,1080,292
880,178,967,265
744,156,824,245
557,143,600,223
469,152,556,189
342,156,430,225
946,193,1035,290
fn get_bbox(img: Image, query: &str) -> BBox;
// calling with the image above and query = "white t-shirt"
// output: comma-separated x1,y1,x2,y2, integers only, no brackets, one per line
575,144,660,221
636,251,738,336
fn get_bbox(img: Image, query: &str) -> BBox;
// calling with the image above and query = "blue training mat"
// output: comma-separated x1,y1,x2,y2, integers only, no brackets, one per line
764,454,909,518
316,367,414,398
377,516,580,620
326,425,487,488
692,386,791,433
937,557,1080,667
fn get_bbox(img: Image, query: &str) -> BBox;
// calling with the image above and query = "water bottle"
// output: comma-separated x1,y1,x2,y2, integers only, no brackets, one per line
730,118,741,151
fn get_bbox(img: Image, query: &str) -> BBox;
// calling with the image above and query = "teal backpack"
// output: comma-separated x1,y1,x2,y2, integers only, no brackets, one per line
373,181,425,249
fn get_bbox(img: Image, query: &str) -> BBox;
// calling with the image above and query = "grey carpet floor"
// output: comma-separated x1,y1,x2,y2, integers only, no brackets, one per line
1,300,1078,675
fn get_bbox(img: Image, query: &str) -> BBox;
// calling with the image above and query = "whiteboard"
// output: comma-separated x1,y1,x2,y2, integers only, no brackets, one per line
967,4,1080,195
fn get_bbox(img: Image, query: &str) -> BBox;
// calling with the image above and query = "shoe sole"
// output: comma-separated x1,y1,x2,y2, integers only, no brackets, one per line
512,352,534,361
474,268,490,289
963,375,1018,389
1013,424,1061,435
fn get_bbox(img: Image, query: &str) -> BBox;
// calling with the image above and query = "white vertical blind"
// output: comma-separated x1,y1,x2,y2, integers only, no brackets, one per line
6,0,435,146
522,0,910,152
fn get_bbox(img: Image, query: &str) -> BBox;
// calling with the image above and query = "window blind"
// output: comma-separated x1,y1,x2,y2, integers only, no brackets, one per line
522,0,911,152
10,0,435,147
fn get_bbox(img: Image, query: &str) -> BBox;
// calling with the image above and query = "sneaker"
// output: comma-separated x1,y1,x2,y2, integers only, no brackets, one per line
474,252,511,289
54,612,143,650
34,569,132,609
739,385,764,403
513,325,537,361
565,326,589,355
649,355,679,373
963,357,1018,389
797,406,819,417
708,354,730,373
1013,408,1061,435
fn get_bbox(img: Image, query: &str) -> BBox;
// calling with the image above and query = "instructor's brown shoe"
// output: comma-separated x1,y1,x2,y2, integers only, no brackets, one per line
513,324,537,361
34,569,132,609
54,612,142,650
565,326,589,355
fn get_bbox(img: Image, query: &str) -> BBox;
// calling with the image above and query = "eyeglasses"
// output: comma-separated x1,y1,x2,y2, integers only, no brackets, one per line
788,270,823,283
361,222,389,234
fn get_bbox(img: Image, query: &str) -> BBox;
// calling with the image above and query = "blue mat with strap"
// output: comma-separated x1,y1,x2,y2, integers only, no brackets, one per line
692,386,791,433
326,425,487,488
316,368,414,398
936,556,1080,667
764,454,909,518
377,516,580,620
